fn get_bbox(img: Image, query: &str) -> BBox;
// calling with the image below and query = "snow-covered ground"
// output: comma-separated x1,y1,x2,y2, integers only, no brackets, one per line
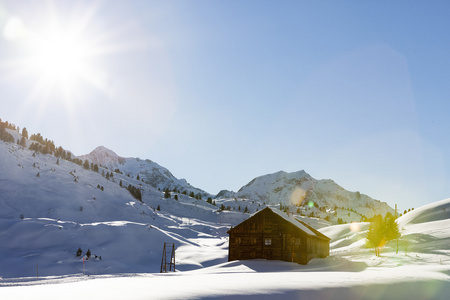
1,136,450,299
1,257,449,299
2,197,449,299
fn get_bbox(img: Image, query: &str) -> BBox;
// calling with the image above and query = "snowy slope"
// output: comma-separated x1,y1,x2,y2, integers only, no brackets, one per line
0,137,252,278
236,170,394,220
319,198,450,258
80,146,209,197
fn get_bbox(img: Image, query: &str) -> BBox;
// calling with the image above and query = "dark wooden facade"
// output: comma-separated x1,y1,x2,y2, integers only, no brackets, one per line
228,207,330,264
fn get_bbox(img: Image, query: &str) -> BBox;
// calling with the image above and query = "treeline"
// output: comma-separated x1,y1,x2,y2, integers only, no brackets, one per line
0,127,15,143
0,119,18,131
0,119,17,143
29,133,56,154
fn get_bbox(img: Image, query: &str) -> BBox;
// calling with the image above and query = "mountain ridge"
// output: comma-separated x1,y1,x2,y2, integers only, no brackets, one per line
2,119,394,221
234,169,394,220
79,145,209,197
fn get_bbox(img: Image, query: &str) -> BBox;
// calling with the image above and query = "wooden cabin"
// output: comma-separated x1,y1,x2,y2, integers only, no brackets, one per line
228,207,330,264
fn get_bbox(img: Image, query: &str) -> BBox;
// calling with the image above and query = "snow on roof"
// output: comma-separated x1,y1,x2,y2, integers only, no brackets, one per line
268,207,317,237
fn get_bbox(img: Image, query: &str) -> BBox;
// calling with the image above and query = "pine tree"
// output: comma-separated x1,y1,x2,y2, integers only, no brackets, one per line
365,215,384,256
19,137,26,147
83,159,90,170
164,189,171,198
76,248,82,257
384,213,400,244
22,127,28,139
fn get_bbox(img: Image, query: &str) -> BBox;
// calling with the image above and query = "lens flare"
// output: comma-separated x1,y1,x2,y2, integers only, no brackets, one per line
290,187,306,206
350,222,360,232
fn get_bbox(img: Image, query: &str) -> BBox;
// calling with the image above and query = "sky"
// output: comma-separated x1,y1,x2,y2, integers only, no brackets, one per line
1,0,449,212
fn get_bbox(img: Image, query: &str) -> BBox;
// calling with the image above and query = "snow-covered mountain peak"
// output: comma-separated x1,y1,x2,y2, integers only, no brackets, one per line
81,146,125,166
236,170,393,220
92,145,118,156
79,146,209,197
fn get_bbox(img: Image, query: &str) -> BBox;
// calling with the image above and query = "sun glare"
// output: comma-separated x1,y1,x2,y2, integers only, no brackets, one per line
25,23,93,94
30,27,90,89
2,3,112,103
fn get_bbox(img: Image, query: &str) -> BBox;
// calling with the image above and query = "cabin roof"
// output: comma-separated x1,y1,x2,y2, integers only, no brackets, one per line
230,207,331,241
267,207,317,236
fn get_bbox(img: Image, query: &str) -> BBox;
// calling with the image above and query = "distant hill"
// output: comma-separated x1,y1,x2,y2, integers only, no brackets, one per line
234,170,394,221
2,118,394,224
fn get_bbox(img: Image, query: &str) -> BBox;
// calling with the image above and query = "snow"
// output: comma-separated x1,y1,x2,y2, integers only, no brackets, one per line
268,207,317,236
1,260,449,299
79,145,209,197
235,169,394,221
1,137,450,299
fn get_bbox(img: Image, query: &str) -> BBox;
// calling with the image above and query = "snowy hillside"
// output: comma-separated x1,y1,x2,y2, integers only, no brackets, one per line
80,146,209,197
0,135,254,278
236,170,394,221
320,197,450,258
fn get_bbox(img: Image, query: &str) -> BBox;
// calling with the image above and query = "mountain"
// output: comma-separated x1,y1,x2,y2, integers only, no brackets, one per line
235,170,394,220
215,189,236,199
80,146,209,197
0,129,251,278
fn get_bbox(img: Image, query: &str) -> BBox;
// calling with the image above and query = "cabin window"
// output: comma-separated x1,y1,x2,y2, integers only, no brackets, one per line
265,238,272,246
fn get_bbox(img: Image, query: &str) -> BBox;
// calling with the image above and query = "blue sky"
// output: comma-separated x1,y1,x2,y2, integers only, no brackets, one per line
1,0,449,211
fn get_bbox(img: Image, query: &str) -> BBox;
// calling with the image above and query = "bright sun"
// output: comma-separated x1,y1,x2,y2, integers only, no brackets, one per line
3,6,108,102
25,24,94,94
31,28,88,84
